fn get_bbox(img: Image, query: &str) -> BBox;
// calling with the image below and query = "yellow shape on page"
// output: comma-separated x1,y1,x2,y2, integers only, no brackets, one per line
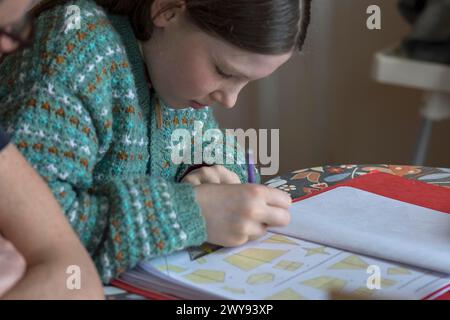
196,258,208,264
352,287,376,298
222,286,245,295
156,264,186,273
380,278,396,288
328,255,369,270
224,248,287,271
303,246,330,257
387,267,412,276
263,235,299,246
247,273,275,285
183,269,225,284
265,288,305,300
274,260,303,272
301,276,347,292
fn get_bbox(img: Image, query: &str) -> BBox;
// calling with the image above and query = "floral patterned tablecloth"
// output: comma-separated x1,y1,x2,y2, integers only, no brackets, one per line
104,164,450,300
265,164,450,199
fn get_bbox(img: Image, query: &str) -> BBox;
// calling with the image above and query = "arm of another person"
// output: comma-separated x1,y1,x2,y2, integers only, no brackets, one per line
0,143,104,299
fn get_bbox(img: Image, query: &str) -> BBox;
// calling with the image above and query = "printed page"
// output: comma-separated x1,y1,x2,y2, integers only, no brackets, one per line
271,186,450,274
131,233,450,300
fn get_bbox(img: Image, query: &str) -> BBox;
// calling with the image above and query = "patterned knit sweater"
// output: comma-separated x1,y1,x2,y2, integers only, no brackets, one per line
0,0,259,283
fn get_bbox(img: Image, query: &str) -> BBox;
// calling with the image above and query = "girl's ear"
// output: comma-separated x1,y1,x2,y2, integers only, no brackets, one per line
151,0,187,28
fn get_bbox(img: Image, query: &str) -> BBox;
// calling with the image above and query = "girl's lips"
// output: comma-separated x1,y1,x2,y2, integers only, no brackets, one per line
189,100,208,109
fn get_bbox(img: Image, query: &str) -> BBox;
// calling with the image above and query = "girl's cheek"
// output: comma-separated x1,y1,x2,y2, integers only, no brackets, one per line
184,70,217,98
184,54,217,94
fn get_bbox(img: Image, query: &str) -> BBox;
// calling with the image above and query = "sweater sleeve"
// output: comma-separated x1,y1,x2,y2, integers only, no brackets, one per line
175,107,261,184
0,3,206,283
0,127,10,152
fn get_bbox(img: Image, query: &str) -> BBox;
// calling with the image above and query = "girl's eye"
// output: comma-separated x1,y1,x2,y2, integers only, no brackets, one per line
215,66,233,79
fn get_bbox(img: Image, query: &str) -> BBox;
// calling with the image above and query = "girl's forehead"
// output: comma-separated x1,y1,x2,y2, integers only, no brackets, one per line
208,37,293,80
177,14,293,80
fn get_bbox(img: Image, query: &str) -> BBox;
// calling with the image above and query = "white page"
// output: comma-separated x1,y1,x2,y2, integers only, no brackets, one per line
271,187,450,274
124,233,450,300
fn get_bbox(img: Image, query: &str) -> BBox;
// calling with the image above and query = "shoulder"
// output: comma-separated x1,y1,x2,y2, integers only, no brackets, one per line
40,1,124,62
0,0,132,108
2,1,126,82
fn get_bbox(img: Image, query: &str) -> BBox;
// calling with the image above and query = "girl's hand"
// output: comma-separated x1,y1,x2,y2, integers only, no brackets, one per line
0,236,26,297
194,184,291,247
182,165,241,185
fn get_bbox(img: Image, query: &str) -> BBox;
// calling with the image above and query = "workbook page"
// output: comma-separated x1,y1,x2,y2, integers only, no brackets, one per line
271,187,450,274
135,233,450,300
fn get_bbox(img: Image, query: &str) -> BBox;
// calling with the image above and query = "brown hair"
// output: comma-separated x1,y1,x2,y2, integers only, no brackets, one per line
33,0,312,54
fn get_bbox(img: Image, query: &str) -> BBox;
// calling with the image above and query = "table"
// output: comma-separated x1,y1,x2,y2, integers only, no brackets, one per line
104,164,450,300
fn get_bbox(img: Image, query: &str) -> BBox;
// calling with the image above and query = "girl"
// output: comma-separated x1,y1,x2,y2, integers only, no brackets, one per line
0,0,311,283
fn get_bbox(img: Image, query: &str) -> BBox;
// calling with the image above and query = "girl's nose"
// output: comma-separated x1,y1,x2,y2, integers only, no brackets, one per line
210,87,243,109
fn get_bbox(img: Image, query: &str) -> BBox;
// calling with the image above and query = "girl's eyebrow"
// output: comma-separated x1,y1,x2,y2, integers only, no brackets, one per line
213,52,250,80
221,62,250,80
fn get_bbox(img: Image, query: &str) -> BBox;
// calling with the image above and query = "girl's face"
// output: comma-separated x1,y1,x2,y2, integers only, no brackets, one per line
141,3,293,110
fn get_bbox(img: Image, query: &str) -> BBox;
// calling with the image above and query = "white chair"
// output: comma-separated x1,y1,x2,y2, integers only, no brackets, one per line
373,46,450,165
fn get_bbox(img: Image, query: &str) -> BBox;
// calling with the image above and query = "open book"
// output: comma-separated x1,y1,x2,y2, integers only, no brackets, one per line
113,173,450,300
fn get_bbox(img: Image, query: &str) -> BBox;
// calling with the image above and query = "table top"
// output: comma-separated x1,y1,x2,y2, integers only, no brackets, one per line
104,164,450,300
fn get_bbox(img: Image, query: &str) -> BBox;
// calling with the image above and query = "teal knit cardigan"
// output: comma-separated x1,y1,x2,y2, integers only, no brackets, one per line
0,0,259,283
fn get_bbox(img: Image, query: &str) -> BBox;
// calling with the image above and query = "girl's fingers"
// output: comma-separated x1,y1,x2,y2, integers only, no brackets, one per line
198,167,221,184
181,168,211,185
181,175,202,186
247,223,268,241
264,187,292,209
214,166,241,184
261,206,291,228
183,166,240,185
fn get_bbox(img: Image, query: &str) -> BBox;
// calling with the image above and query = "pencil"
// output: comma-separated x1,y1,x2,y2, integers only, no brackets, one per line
246,149,256,184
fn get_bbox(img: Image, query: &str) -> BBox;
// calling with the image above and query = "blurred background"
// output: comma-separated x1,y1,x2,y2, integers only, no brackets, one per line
214,0,450,180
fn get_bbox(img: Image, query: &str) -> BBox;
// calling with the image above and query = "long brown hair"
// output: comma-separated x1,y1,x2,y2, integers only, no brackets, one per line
32,0,312,54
